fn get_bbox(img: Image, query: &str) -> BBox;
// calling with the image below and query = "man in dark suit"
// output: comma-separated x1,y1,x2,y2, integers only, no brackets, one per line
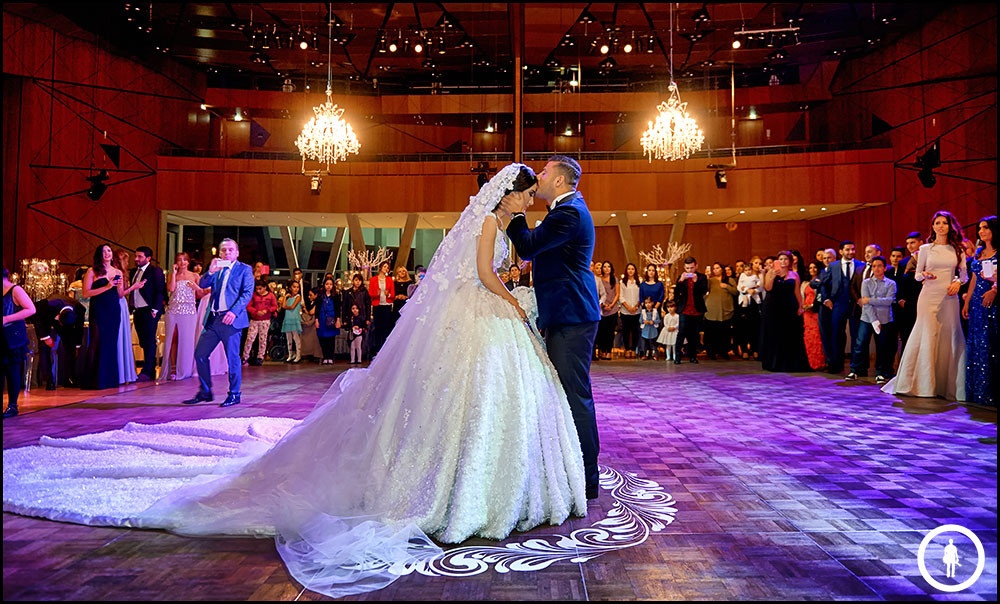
183,238,255,408
673,256,709,364
848,244,882,376
886,247,906,282
895,232,924,350
129,246,165,381
819,240,866,373
33,297,84,389
504,155,603,500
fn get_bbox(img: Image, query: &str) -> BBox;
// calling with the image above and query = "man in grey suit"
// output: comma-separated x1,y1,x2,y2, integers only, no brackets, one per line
183,238,254,408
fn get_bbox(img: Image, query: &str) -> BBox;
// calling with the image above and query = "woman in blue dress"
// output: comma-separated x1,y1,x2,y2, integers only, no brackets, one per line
82,244,125,390
962,215,997,407
316,277,341,365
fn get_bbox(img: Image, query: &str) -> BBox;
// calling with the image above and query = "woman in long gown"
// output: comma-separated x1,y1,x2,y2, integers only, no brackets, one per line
961,215,996,406
113,250,138,384
759,251,813,372
160,253,204,381
801,261,826,371
82,245,124,390
883,211,968,400
3,164,587,598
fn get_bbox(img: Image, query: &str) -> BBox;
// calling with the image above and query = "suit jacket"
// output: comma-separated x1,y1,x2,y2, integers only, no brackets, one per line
129,263,166,314
895,256,923,314
673,273,709,315
820,259,865,306
199,261,254,329
506,191,601,330
34,297,85,347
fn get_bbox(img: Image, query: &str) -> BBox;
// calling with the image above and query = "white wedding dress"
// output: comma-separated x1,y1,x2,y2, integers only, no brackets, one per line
2,164,587,597
882,242,967,400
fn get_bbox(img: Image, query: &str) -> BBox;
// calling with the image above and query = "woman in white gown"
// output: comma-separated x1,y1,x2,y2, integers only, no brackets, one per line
2,164,587,598
882,211,968,400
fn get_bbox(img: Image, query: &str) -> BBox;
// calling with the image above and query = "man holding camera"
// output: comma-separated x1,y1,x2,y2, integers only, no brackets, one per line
673,256,709,364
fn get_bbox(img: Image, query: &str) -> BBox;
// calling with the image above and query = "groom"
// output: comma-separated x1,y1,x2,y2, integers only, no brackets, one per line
502,156,603,500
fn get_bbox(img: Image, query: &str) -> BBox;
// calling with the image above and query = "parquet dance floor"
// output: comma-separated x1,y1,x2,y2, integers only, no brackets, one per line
3,361,997,600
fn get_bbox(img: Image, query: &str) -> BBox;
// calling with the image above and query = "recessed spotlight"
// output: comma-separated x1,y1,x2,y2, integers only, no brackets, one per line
707,211,713,215
200,103,207,110
642,213,648,217
623,43,633,53
300,40,309,50
388,42,398,52
799,208,806,212
610,213,616,217
821,207,827,211
413,42,423,53
600,44,610,54
771,208,778,213
739,210,745,214
732,39,741,49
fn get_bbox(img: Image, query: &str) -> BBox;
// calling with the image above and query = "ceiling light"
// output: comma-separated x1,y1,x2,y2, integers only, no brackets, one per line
600,43,610,54
388,41,398,52
564,127,573,136
799,208,806,212
693,6,711,23
732,39,741,49
485,124,494,133
623,43,633,53
413,41,423,53
610,213,616,217
739,210,745,214
771,208,778,213
300,40,309,50
233,108,244,121
569,78,579,87
642,213,648,217
200,103,207,110
707,211,713,215
821,207,827,211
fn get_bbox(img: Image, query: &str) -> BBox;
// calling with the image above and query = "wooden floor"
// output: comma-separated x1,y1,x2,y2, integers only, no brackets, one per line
3,359,997,601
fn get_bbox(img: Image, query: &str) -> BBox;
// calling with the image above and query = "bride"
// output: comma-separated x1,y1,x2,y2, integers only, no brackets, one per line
2,164,588,597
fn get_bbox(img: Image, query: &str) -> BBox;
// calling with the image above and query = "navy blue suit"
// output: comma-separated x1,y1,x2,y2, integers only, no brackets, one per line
195,261,254,396
507,191,602,492
818,258,865,370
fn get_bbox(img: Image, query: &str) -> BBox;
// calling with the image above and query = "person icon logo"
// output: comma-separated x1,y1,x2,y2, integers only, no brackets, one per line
917,524,986,592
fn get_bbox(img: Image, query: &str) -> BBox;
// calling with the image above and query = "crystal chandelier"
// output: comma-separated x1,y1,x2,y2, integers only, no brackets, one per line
641,83,704,161
296,4,360,173
641,4,704,162
295,88,360,171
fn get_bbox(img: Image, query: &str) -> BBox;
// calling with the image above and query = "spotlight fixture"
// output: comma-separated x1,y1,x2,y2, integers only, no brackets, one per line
579,10,597,24
623,42,633,53
376,35,387,53
300,40,309,50
714,169,727,189
545,57,561,68
646,35,656,53
233,108,244,121
86,170,109,201
569,78,579,87
599,57,617,69
485,123,494,133
388,41,398,52
600,43,610,54
437,37,446,54
693,5,711,23
732,39,741,49
199,103,207,110
413,41,423,53
915,139,940,188
564,126,573,136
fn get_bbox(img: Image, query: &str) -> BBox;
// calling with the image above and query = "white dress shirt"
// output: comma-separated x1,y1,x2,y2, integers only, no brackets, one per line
214,265,233,311
841,258,855,279
133,263,149,308
548,191,575,211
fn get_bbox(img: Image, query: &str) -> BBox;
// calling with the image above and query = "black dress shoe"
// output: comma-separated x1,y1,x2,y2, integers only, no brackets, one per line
220,392,241,407
586,485,600,500
2,405,18,419
182,391,213,405
690,358,699,364
674,359,682,365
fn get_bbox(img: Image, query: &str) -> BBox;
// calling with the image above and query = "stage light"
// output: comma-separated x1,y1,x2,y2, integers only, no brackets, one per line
300,40,309,50
715,170,727,189
623,43,633,53
388,41,398,52
732,39,741,49
413,42,423,53
86,170,109,201
200,103,207,110
600,43,610,54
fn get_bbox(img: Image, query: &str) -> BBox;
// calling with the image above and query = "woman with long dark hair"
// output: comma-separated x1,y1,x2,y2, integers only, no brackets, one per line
704,262,737,360
882,211,968,400
801,261,826,370
316,277,342,365
618,262,641,358
596,260,619,360
759,251,812,372
961,215,997,406
82,244,126,389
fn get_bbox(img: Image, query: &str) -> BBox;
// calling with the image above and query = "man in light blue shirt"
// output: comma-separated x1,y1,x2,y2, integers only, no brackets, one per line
847,256,897,384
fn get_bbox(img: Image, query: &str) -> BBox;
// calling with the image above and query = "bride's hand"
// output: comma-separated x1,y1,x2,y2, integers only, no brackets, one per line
511,300,528,322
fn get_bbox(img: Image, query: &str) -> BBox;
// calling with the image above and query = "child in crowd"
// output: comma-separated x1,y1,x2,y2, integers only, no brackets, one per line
244,281,278,366
638,297,661,360
281,280,303,363
656,302,680,361
348,303,366,364
847,256,897,384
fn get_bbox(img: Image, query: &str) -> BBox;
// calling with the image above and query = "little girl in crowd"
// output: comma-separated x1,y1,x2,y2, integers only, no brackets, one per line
657,301,680,361
348,303,366,364
638,297,661,360
281,280,303,363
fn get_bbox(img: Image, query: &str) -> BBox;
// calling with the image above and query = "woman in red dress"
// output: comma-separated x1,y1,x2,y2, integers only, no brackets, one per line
801,261,826,370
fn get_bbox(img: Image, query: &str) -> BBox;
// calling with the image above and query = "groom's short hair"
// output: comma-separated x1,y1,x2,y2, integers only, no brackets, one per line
548,155,581,187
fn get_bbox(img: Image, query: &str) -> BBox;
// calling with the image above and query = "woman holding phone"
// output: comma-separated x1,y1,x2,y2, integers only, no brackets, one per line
82,244,145,390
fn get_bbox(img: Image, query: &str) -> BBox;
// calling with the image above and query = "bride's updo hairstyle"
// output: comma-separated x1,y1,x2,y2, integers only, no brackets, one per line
493,165,538,211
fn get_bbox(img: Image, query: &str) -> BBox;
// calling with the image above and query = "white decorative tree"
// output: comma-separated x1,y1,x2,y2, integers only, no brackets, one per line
347,247,393,280
639,242,692,287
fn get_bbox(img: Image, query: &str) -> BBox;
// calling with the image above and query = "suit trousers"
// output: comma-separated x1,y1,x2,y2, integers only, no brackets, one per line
195,315,242,395
133,307,160,378
677,314,704,360
37,334,60,388
545,321,600,490
830,301,860,371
